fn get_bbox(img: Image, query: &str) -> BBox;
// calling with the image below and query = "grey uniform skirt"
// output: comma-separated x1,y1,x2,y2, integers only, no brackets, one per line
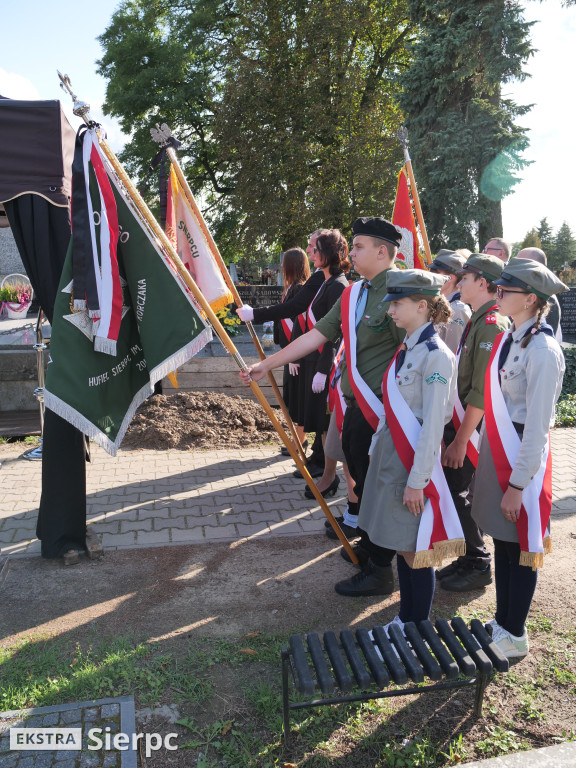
358,424,421,551
471,432,521,543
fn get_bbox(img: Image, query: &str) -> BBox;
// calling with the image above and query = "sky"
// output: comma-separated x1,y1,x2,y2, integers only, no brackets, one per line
1,0,575,247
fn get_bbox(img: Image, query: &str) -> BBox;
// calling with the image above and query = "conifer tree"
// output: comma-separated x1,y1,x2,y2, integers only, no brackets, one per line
554,222,576,270
398,0,533,251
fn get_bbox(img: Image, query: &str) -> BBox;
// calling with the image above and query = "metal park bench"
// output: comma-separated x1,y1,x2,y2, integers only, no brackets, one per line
281,617,509,742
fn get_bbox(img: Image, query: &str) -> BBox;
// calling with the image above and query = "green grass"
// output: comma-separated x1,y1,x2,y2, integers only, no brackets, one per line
0,635,213,711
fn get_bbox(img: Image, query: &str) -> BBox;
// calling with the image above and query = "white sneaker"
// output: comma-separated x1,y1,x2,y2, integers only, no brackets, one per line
383,615,405,639
491,623,529,659
485,619,497,636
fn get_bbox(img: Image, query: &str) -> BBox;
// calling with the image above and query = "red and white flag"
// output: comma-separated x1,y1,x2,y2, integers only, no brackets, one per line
392,167,426,270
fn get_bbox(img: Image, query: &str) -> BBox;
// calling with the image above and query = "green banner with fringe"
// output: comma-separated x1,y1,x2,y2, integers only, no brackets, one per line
44,160,212,455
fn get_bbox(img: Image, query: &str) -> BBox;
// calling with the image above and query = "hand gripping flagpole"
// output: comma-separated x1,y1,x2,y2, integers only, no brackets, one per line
397,127,432,264
57,73,357,563
149,123,306,463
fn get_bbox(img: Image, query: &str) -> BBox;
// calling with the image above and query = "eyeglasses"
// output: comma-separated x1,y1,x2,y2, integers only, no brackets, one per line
483,247,504,254
495,286,529,299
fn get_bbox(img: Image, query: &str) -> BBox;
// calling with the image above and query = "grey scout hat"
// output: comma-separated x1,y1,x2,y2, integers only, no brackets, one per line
494,259,570,300
429,249,467,275
457,253,504,282
384,268,449,302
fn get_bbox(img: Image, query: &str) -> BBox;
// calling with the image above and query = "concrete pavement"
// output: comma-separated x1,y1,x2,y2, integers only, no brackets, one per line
1,428,575,559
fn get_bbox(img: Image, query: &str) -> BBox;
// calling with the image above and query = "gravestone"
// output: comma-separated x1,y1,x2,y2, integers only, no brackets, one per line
558,288,576,344
236,285,283,310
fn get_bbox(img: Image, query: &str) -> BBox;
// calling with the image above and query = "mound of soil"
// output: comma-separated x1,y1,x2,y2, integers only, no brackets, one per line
123,391,287,450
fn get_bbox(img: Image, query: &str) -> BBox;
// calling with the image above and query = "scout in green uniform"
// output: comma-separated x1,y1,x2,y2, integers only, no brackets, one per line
240,217,404,596
439,254,510,591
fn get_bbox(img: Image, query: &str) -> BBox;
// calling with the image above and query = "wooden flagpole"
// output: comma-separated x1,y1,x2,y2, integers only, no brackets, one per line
150,125,306,463
398,127,432,265
57,74,355,562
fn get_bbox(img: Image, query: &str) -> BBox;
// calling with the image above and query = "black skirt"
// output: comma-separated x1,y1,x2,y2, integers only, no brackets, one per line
294,353,331,433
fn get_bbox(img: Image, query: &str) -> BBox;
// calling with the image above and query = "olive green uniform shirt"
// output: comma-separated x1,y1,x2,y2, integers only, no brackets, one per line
457,300,510,410
314,268,404,401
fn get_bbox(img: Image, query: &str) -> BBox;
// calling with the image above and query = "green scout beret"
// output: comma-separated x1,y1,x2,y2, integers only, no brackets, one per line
384,269,449,302
429,249,467,275
494,259,570,300
458,253,504,282
351,216,402,247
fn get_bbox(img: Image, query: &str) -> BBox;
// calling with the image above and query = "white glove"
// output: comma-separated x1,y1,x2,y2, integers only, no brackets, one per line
312,372,327,393
288,363,300,376
236,304,254,322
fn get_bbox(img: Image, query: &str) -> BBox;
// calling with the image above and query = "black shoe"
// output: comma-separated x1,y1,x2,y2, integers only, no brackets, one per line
293,463,324,479
325,514,344,529
440,564,492,592
304,476,340,499
435,559,461,580
281,440,308,456
325,520,359,540
335,561,395,596
340,543,370,567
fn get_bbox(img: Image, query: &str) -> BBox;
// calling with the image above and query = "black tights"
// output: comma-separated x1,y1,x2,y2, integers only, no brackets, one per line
493,538,538,637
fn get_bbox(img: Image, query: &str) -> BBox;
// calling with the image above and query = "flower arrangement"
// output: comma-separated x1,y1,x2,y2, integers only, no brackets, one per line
215,306,242,336
0,282,32,305
0,281,33,318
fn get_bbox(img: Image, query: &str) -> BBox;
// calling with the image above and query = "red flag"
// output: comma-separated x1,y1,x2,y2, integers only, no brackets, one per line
392,168,426,270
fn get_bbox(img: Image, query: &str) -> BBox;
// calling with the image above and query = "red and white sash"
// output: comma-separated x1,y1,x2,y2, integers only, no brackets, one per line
452,339,480,468
328,341,346,432
484,331,552,569
340,282,384,431
280,288,306,342
306,282,326,353
382,346,466,568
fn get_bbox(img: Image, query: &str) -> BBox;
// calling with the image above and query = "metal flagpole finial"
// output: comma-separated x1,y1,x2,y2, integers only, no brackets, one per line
57,71,91,120
397,126,411,162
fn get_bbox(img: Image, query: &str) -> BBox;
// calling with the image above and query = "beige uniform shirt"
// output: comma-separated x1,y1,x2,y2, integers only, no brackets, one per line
499,318,565,488
370,322,457,490
439,291,472,354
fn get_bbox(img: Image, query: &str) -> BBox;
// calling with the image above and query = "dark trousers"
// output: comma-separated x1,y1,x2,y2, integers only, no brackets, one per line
36,409,87,558
493,538,538,637
442,421,490,566
342,402,395,568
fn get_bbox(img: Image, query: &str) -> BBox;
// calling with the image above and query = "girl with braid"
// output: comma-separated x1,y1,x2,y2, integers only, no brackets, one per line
472,260,569,659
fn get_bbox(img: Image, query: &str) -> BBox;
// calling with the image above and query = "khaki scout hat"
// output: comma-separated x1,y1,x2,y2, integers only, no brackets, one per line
429,249,467,275
494,259,570,300
384,269,449,302
457,253,504,282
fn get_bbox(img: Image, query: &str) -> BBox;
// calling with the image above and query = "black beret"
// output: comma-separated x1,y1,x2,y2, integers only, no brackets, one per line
351,217,402,247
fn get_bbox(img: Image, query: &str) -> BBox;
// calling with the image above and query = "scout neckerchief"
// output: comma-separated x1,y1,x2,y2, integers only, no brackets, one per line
484,324,554,570
340,280,384,431
328,340,346,432
382,325,465,567
280,284,306,342
451,303,499,467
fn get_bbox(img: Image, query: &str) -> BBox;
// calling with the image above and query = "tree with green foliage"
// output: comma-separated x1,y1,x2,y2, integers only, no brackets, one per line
98,0,415,259
520,228,541,250
397,0,533,252
553,221,576,270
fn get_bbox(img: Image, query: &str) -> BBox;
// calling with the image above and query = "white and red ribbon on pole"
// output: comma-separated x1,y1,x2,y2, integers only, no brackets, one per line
72,127,122,356
382,346,465,568
484,331,552,569
341,282,384,431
